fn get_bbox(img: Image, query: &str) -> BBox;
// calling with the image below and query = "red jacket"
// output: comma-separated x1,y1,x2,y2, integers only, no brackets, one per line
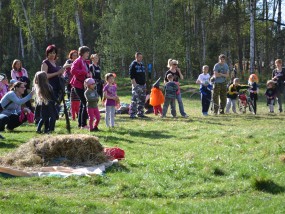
70,56,90,89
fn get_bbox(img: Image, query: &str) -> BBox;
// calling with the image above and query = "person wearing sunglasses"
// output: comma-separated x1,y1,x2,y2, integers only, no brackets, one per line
164,59,188,118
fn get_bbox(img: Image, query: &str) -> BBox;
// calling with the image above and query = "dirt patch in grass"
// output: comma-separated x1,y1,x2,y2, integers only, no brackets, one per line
0,134,107,169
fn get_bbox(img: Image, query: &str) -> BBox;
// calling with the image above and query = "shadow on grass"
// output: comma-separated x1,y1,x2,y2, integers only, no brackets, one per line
106,162,130,174
252,177,285,194
0,142,18,149
115,128,171,140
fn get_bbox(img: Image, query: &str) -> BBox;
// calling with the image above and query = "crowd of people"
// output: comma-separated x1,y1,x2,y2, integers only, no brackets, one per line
0,47,284,139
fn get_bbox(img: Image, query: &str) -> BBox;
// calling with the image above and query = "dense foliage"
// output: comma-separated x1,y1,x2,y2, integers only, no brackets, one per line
0,0,284,80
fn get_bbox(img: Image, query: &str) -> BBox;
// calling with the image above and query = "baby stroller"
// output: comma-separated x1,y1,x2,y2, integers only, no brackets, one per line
238,90,255,114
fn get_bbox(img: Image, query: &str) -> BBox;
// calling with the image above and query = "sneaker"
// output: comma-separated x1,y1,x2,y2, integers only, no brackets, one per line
91,127,99,132
183,114,189,118
130,115,136,119
220,110,225,115
36,130,43,134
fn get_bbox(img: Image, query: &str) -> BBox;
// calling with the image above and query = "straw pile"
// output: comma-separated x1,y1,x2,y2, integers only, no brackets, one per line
0,134,107,168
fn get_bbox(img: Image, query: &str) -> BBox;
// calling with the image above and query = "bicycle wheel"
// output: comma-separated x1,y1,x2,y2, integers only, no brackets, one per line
238,99,245,113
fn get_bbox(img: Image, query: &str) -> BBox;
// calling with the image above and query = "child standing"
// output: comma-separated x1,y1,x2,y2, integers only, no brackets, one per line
161,74,178,118
103,73,119,128
265,80,277,113
248,74,259,114
226,78,249,113
196,65,212,116
84,78,100,131
150,77,164,116
70,87,80,120
34,71,58,133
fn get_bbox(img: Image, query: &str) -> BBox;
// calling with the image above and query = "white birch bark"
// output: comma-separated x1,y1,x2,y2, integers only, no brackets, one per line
249,0,255,74
19,26,25,58
75,9,84,46
20,0,39,60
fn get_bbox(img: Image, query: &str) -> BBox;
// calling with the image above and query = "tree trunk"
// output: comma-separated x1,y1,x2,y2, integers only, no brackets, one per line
250,0,255,74
19,26,25,58
184,0,192,79
20,0,40,61
277,0,282,57
75,3,84,46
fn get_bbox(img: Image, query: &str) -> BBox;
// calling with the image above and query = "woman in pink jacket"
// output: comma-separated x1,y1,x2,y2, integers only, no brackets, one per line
70,46,91,128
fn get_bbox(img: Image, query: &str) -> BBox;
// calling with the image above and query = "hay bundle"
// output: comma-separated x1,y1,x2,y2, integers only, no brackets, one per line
1,134,107,168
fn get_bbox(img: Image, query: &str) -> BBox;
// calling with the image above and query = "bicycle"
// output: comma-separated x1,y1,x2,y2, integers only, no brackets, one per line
237,90,255,114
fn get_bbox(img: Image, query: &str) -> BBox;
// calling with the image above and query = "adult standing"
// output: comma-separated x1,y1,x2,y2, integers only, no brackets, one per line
70,46,91,128
272,59,285,113
41,45,66,102
212,54,229,115
129,52,147,118
11,59,33,111
63,50,78,100
164,59,188,118
89,54,104,100
0,81,34,138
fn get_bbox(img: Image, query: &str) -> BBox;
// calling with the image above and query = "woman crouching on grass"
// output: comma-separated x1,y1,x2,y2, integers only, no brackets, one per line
0,81,35,139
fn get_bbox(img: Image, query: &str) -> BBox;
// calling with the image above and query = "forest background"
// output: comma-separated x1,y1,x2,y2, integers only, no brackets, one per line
0,0,285,82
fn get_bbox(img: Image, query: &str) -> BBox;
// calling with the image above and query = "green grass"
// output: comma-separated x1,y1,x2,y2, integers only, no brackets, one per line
1,79,285,213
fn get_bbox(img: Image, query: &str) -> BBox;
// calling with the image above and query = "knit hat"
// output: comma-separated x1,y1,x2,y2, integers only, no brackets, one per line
152,77,161,88
85,78,95,86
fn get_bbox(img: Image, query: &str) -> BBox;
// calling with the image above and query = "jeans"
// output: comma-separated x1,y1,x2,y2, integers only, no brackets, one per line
201,92,211,113
162,98,176,117
105,106,115,127
176,93,187,116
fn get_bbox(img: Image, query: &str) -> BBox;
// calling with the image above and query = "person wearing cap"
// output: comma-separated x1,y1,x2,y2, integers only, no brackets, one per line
0,74,9,100
84,77,100,131
212,54,229,115
149,77,164,116
70,46,91,128
129,52,146,119
0,81,34,138
196,65,212,116
164,59,188,118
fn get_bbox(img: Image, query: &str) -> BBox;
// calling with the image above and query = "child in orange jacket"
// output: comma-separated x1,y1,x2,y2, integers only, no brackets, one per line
150,77,165,116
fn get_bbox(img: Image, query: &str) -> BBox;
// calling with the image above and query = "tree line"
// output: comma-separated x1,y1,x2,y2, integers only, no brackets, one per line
0,0,284,81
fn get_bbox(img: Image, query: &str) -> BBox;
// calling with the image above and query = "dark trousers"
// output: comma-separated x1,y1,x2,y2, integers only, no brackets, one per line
37,118,56,133
201,92,211,113
75,87,88,127
0,113,27,131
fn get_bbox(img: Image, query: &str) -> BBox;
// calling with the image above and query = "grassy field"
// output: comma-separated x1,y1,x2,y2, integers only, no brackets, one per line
0,79,285,213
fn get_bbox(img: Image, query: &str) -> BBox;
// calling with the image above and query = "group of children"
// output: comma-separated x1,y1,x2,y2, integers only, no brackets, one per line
33,71,118,133
192,63,283,115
